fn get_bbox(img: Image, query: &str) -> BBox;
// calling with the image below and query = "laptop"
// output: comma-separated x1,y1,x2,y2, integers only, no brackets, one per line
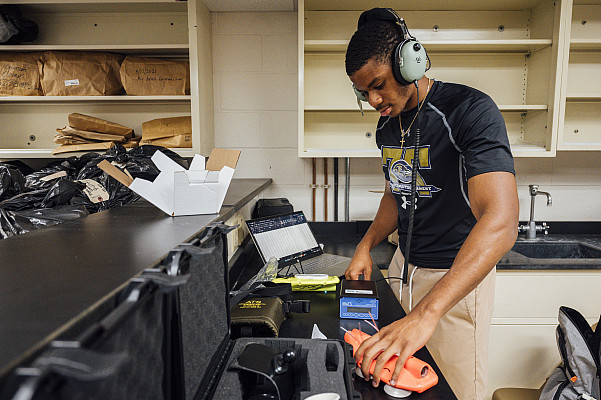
245,211,352,277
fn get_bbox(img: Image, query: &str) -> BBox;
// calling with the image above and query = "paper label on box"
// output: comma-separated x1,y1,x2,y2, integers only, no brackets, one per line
346,289,373,295
40,171,67,182
64,79,80,86
78,179,109,203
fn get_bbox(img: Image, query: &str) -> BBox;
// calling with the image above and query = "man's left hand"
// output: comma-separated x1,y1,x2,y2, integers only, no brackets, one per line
354,310,438,387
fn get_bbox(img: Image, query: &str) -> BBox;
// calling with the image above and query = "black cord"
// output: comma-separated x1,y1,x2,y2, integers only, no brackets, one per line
402,81,421,284
277,264,294,278
298,259,305,274
276,259,305,278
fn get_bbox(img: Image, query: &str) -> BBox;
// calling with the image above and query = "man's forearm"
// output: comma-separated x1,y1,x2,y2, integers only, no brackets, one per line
411,203,518,321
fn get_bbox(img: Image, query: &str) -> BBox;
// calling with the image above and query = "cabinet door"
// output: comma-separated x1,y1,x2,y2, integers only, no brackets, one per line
558,2,601,150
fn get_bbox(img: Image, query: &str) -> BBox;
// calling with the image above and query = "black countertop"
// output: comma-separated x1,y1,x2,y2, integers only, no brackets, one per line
0,178,271,377
229,228,456,400
311,222,601,271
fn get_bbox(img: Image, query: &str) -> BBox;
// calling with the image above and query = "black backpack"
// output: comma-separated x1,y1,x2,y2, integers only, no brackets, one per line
540,306,601,400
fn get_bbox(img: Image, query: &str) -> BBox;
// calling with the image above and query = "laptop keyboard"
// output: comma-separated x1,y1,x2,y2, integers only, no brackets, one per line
297,253,349,274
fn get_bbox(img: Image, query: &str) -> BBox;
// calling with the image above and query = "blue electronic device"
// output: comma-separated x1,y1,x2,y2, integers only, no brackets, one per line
339,279,379,320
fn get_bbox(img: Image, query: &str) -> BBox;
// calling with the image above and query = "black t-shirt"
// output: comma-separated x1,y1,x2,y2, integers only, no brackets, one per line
376,80,515,268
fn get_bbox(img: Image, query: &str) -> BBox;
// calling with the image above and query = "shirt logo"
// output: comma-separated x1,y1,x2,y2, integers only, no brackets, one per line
382,145,441,198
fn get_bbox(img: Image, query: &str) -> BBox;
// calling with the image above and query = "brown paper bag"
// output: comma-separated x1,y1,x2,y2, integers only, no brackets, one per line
41,51,124,96
120,56,190,96
52,141,115,155
53,134,90,145
142,116,191,140
140,134,192,148
68,113,133,138
122,139,140,149
57,126,127,142
0,52,43,96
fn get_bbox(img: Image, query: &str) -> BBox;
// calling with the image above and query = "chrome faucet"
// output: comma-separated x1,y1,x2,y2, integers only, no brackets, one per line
518,185,552,239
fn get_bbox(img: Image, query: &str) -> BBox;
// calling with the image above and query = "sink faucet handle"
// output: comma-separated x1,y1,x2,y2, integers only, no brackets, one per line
541,222,550,235
528,185,539,196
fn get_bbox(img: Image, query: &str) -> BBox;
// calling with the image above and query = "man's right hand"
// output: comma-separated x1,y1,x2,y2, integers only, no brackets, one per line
345,248,373,280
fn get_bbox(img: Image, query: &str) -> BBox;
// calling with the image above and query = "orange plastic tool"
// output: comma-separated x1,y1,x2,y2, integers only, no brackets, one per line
343,328,438,398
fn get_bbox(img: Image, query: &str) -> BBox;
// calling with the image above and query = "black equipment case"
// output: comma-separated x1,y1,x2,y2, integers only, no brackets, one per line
1,223,360,400
168,223,361,400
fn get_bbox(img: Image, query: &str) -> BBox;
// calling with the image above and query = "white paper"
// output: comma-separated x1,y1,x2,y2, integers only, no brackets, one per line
311,324,327,339
64,79,80,86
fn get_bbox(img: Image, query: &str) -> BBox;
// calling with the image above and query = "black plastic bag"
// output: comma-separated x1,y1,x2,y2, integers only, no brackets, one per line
41,179,86,208
69,144,188,212
0,164,27,201
0,5,38,44
2,160,34,177
24,155,97,191
69,171,140,213
1,144,188,236
0,205,88,239
0,179,85,211
126,145,189,171
0,189,48,211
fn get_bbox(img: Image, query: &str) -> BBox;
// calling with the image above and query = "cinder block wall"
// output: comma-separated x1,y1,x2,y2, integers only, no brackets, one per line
213,11,601,223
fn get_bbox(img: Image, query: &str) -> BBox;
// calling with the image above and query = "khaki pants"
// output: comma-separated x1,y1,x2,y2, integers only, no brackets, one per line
388,248,495,400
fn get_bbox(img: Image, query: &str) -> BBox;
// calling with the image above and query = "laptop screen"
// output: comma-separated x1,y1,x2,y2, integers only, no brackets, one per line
246,211,322,267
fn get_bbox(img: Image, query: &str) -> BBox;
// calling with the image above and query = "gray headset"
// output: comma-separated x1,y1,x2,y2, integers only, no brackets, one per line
352,8,430,103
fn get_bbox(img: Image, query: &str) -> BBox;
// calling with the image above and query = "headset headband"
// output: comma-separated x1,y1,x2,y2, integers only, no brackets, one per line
357,7,413,40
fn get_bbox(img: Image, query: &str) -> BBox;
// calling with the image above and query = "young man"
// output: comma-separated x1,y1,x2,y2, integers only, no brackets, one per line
344,9,519,400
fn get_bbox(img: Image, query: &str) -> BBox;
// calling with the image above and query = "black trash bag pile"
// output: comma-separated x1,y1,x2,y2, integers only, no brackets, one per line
0,144,188,239
0,5,39,44
0,206,89,239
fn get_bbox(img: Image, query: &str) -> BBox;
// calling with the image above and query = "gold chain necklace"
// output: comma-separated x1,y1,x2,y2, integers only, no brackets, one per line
400,78,431,148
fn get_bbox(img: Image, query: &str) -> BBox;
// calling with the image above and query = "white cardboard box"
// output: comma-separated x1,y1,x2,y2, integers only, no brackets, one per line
99,149,240,216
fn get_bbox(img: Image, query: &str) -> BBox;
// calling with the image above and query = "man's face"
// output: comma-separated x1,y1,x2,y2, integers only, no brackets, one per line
349,57,412,118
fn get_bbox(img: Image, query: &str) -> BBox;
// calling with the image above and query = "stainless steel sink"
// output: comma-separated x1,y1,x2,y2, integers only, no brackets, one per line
511,240,601,259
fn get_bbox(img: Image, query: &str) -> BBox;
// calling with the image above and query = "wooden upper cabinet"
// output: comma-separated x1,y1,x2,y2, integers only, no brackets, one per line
298,0,570,158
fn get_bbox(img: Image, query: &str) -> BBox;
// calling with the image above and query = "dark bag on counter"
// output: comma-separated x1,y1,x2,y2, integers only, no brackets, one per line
252,198,294,219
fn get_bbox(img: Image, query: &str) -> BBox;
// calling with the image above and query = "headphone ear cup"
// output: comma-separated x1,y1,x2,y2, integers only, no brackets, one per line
353,84,368,102
392,40,411,86
395,40,428,85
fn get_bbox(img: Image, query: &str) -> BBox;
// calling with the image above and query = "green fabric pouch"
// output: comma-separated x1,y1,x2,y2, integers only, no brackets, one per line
230,297,286,338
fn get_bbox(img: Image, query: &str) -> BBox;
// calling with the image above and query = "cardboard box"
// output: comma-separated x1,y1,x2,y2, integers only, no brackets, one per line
98,148,241,216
